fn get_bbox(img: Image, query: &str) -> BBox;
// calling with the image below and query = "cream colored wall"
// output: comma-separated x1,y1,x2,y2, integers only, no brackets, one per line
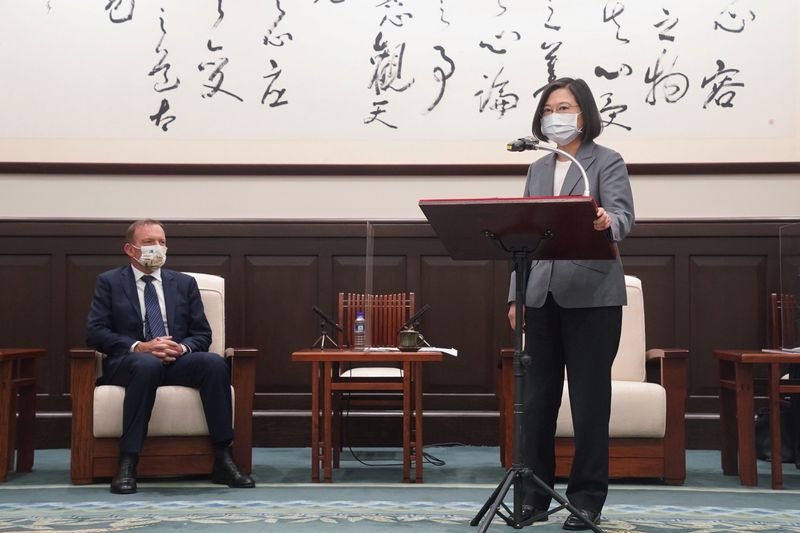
0,173,798,220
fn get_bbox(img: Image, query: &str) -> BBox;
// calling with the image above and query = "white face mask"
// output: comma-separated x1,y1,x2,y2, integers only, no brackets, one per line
133,244,167,269
541,112,582,146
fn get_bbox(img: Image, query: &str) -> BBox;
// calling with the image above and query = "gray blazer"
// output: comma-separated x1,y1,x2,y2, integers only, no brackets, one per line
509,140,635,308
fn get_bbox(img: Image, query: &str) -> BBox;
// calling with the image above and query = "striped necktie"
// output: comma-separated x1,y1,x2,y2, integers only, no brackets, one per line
142,275,167,340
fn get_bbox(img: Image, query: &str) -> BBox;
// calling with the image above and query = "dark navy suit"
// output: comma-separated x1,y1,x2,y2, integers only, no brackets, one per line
86,266,233,454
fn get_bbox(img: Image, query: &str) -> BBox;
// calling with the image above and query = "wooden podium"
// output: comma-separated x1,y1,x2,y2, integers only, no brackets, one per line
419,196,615,532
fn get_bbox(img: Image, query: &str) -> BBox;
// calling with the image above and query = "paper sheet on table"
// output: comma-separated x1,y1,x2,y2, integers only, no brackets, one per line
421,346,458,357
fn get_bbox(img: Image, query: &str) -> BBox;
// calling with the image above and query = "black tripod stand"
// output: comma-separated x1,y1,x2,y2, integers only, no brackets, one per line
470,231,605,533
311,305,342,349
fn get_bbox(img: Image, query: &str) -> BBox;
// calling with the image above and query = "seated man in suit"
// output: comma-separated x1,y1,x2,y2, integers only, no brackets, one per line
86,219,255,494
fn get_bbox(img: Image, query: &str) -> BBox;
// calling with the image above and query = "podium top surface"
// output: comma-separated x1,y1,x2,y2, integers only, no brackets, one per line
419,196,618,261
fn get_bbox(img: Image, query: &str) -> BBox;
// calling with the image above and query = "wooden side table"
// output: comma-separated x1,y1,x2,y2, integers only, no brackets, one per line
714,349,800,490
292,348,443,483
0,348,45,481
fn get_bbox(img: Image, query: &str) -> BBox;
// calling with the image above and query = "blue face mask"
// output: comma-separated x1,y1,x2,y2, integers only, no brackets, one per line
541,112,582,146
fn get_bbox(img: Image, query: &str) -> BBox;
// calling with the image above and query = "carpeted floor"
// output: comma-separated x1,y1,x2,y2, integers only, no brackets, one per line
1,447,799,532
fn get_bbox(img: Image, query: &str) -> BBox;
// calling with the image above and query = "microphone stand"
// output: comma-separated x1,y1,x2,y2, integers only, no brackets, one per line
471,138,605,533
311,306,342,349
509,136,591,197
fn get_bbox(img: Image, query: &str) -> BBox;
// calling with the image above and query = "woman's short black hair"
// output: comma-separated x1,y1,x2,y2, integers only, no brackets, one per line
531,77,603,143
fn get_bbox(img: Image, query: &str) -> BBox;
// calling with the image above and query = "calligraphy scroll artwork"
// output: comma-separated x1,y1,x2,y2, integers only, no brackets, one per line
0,0,795,164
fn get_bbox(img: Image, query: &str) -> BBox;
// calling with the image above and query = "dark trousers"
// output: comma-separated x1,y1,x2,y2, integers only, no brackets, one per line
522,294,622,513
101,352,234,454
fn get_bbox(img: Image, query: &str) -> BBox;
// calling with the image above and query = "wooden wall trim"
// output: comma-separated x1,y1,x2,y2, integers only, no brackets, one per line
1,162,798,176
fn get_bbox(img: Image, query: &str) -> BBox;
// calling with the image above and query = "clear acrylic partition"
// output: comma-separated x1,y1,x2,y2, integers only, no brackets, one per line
779,222,800,350
364,221,375,348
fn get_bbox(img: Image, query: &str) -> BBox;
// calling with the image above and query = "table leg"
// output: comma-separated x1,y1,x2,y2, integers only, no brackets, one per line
0,360,12,482
16,358,37,473
402,361,411,483
323,361,333,483
768,363,783,490
310,361,320,482
718,360,738,476
734,362,757,486
414,361,424,483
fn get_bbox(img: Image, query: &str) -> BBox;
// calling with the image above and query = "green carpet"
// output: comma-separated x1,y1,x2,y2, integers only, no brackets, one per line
1,447,799,532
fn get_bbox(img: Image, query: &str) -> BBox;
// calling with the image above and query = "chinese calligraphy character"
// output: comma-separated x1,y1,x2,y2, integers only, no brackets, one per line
198,41,243,101
496,0,508,17
701,59,743,109
654,8,679,42
603,1,630,44
212,0,224,28
105,0,134,23
369,32,414,95
595,64,633,80
714,1,756,33
148,11,180,93
426,45,455,113
598,92,631,131
544,0,561,31
439,0,450,25
479,31,521,55
149,98,176,132
261,59,289,107
644,49,689,105
475,67,518,118
364,100,398,129
376,0,412,28
264,0,293,47
533,41,562,97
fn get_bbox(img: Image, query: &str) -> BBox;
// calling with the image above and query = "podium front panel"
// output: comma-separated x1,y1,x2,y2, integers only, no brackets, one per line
419,197,618,261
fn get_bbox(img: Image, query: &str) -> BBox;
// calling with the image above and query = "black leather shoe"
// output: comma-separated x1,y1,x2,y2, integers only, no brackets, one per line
110,453,138,494
211,447,255,488
520,504,548,523
563,509,601,530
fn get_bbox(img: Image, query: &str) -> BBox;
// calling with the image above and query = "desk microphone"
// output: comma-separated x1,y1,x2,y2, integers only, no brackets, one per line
312,305,343,332
399,303,432,332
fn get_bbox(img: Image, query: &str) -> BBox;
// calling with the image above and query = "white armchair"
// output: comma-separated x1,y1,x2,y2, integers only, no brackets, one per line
70,272,257,484
499,275,689,483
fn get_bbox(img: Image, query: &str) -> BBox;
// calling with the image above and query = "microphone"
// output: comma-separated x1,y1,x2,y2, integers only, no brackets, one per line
312,305,343,332
399,303,432,332
505,136,591,197
506,136,539,152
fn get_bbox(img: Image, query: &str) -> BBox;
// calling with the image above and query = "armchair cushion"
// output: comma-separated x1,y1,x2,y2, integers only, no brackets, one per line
555,381,666,438
93,384,235,438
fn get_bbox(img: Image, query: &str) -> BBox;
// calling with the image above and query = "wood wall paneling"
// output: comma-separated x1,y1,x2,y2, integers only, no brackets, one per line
0,219,794,450
245,256,318,410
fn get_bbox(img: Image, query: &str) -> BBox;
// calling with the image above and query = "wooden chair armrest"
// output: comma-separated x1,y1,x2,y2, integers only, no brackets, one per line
645,348,689,388
226,347,258,474
645,347,688,484
224,347,258,360
69,348,98,484
646,348,689,362
69,348,98,360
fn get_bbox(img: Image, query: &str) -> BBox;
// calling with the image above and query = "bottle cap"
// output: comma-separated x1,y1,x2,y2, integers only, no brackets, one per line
356,311,365,318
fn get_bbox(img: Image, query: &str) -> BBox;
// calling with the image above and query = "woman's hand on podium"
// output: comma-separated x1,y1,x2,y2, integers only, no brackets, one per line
507,303,524,331
594,207,611,231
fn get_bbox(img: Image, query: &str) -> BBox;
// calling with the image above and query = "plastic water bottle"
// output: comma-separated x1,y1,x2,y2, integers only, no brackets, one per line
353,311,366,350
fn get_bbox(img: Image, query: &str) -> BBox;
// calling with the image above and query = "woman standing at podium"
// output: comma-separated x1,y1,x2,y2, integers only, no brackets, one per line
507,77,634,531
